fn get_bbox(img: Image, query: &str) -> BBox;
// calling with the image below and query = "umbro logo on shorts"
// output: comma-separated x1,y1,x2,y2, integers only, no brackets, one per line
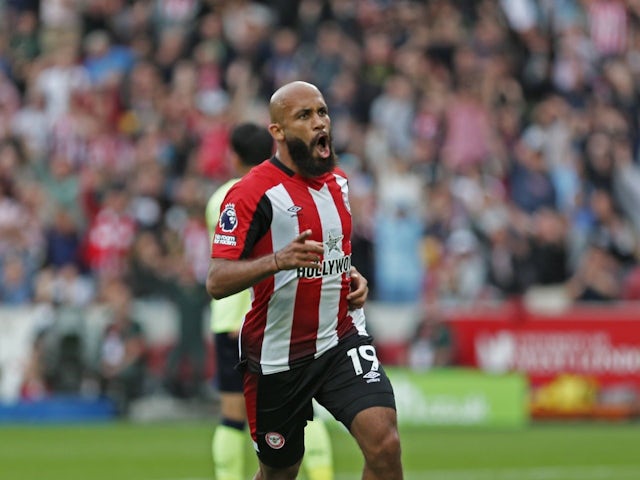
363,371,381,383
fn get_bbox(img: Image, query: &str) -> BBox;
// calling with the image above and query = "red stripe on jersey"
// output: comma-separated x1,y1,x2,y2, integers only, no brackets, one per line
327,172,355,340
289,184,322,363
243,371,259,442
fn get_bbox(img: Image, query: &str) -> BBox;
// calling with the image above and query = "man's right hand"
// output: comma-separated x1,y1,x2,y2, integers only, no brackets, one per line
274,229,324,271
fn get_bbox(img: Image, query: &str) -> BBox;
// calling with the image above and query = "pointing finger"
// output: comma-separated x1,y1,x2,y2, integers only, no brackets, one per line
294,229,313,243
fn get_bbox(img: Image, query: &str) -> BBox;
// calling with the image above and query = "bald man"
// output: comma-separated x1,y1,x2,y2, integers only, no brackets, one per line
207,81,403,480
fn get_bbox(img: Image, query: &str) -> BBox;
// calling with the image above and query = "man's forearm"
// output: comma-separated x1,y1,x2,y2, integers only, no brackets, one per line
206,255,279,300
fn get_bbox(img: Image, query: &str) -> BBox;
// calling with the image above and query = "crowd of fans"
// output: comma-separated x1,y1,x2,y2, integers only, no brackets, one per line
3,0,640,402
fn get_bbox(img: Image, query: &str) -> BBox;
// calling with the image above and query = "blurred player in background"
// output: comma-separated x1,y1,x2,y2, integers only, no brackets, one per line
206,122,334,480
207,82,402,479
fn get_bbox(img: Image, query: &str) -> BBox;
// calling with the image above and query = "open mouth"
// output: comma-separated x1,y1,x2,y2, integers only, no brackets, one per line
314,133,331,159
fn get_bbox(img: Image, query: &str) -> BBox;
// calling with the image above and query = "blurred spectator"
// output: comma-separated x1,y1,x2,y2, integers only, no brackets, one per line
40,0,83,46
20,329,51,400
369,74,415,157
433,228,487,305
442,76,493,172
0,252,34,304
96,279,147,414
261,27,304,92
529,208,570,285
161,262,210,399
0,138,28,186
613,147,640,233
82,182,137,278
34,264,94,307
44,207,83,269
164,175,210,283
127,230,209,399
509,132,557,214
127,230,169,298
193,89,232,180
0,70,21,119
151,0,202,37
154,26,189,84
11,89,50,161
483,216,535,298
82,29,134,88
301,21,347,93
566,241,623,302
128,161,167,231
42,158,83,227
49,329,85,395
34,43,90,122
583,130,615,193
8,9,40,89
408,304,454,371
373,153,426,302
587,188,637,268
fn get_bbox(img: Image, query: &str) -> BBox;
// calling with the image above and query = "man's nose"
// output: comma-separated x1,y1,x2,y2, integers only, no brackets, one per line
312,114,326,129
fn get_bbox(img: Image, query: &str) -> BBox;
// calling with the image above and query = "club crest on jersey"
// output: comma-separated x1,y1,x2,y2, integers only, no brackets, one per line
219,203,238,232
265,432,285,449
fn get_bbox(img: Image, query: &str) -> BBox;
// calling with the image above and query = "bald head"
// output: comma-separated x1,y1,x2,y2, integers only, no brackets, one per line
269,81,323,123
266,80,334,177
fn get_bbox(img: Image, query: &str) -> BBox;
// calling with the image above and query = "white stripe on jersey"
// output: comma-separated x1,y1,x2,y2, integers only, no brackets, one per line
259,184,300,373
333,172,368,336
309,183,342,357
333,172,351,214
350,307,368,336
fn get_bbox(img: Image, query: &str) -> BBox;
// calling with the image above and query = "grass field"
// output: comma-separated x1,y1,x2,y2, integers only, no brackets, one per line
2,421,640,480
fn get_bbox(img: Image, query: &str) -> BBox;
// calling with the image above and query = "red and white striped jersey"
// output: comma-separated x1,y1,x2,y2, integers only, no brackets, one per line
211,157,368,374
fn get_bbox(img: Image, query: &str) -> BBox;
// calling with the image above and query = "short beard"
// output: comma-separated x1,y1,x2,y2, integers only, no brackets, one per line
286,135,336,177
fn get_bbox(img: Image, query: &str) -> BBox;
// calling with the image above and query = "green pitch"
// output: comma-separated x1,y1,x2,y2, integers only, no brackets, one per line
1,421,640,479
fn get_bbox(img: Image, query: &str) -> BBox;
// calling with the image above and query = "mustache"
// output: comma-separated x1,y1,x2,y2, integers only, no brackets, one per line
286,135,335,177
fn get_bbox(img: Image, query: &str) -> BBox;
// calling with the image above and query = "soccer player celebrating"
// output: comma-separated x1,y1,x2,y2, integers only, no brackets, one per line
207,122,335,480
206,81,403,480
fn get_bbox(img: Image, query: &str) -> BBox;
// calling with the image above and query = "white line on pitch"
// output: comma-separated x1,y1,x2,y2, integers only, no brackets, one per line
333,465,640,480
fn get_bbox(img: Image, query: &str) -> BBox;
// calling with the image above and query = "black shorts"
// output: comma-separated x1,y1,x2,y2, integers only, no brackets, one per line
243,334,396,469
213,332,244,393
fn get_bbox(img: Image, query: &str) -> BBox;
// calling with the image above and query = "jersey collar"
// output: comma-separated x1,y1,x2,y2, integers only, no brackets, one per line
270,156,295,176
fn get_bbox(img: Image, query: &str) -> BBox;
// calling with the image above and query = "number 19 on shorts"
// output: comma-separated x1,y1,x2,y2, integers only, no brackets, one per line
346,345,380,382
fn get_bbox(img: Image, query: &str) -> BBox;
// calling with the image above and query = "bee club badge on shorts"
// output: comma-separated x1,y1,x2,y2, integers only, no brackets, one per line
265,432,285,449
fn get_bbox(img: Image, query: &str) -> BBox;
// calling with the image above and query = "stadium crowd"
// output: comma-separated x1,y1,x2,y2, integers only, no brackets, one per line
3,0,640,402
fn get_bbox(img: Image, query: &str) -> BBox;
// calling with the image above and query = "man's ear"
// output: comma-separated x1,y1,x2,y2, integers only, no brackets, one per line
268,123,284,142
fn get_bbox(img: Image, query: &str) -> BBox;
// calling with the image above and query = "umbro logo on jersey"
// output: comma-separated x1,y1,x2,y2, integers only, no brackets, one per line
363,371,381,383
287,205,302,216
